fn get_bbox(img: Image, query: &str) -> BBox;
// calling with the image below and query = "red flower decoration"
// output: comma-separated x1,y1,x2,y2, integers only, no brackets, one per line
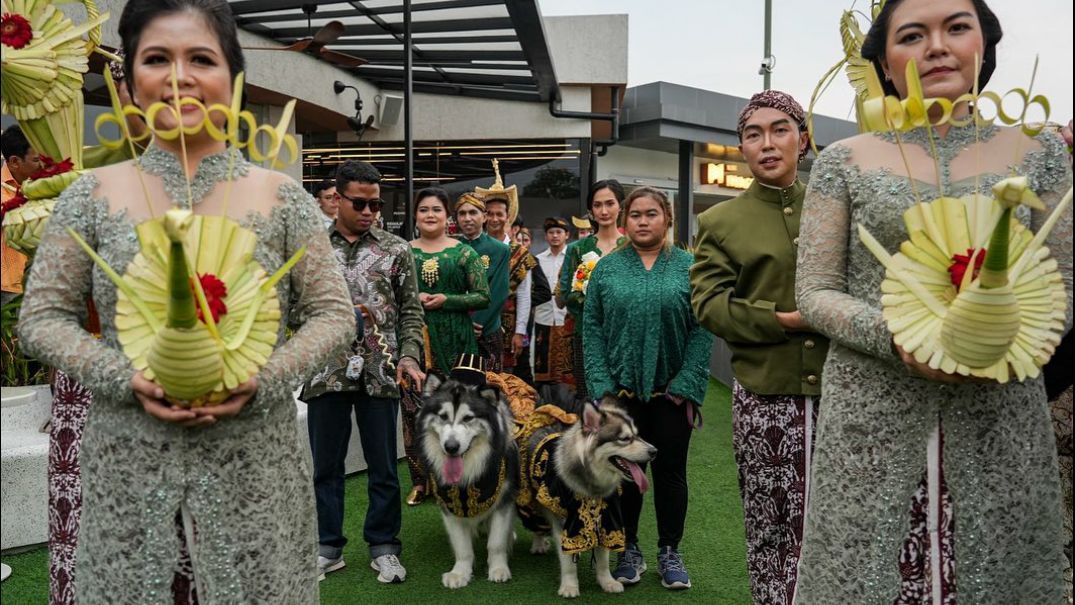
1,190,29,221
1,13,33,49
29,156,75,181
948,248,986,290
575,270,585,280
191,273,228,323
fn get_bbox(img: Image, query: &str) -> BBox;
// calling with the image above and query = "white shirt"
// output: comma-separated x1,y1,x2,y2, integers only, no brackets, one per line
534,247,567,326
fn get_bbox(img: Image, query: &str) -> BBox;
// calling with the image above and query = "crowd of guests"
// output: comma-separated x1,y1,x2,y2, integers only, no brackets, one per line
4,0,1073,603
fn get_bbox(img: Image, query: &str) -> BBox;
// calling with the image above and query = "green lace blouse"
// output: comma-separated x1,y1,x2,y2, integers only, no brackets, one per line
412,242,490,373
582,246,713,405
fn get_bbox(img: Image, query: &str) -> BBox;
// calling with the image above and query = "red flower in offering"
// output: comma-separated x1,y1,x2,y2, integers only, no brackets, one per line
30,156,75,180
575,270,585,280
948,248,986,290
1,13,33,49
191,273,228,323
1,190,28,221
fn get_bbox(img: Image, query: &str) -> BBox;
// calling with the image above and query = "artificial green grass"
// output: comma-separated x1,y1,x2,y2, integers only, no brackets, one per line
0,379,749,604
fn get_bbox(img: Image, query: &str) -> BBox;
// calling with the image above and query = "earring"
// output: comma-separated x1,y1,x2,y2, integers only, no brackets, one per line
884,73,892,81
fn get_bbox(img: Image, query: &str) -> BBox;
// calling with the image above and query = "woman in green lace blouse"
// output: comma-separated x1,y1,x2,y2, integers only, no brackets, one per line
794,0,1071,602
583,186,712,590
405,187,490,503
558,180,627,406
17,1,355,601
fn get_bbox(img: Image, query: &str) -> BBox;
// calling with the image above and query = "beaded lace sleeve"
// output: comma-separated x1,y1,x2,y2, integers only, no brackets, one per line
18,174,138,405
244,181,354,413
796,145,897,360
1026,131,1073,331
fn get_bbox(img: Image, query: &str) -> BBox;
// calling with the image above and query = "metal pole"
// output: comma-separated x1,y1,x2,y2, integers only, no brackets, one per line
403,0,414,239
763,0,772,90
677,140,693,245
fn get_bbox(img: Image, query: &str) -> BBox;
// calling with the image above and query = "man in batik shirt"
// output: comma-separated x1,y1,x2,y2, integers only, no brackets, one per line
301,160,426,584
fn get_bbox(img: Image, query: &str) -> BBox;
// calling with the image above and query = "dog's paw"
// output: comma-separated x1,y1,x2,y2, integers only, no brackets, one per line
530,534,550,555
557,582,580,598
598,576,624,593
442,570,472,589
487,566,511,583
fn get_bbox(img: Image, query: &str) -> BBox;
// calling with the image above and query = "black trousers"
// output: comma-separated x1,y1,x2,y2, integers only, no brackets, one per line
308,388,402,559
619,395,693,549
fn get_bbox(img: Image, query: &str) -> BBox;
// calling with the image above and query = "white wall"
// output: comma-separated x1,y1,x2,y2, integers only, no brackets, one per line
596,144,679,185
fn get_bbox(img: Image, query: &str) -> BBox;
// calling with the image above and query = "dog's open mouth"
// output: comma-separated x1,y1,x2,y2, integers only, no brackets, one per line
442,455,464,485
611,456,649,493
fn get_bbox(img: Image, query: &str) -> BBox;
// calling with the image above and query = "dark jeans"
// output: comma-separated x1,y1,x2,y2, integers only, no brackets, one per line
619,395,693,550
308,387,402,559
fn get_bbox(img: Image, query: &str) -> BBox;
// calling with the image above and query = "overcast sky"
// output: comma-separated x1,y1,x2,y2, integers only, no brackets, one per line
539,0,1074,126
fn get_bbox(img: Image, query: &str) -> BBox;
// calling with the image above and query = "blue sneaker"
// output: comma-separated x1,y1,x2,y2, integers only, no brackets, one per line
612,543,646,584
657,546,691,589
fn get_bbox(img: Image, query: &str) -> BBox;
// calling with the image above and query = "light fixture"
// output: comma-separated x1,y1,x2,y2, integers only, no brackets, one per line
334,80,374,138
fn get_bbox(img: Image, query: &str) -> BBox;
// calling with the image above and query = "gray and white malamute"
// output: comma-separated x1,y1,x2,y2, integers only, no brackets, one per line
418,373,519,589
515,399,657,598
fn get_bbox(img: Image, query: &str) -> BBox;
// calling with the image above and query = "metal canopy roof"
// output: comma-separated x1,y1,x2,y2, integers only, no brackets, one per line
228,0,559,103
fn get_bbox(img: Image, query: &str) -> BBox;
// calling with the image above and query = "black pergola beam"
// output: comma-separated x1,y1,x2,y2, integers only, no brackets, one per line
327,49,524,62
503,0,558,102
270,17,514,38
354,66,534,86
229,0,337,16
376,80,540,103
231,0,505,17
346,61,528,71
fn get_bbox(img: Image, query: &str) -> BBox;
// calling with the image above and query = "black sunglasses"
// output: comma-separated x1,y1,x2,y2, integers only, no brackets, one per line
338,191,384,213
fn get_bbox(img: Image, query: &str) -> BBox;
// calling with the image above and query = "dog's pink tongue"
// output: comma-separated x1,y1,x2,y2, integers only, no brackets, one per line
443,456,464,485
626,461,649,493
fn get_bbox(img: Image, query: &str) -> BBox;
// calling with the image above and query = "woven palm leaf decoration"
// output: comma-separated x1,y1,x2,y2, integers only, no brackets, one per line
1,0,116,253
859,180,1070,383
805,4,1071,383
847,56,1071,383
67,68,305,407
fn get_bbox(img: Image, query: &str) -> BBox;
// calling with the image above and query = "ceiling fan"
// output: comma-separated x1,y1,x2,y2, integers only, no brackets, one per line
243,4,366,68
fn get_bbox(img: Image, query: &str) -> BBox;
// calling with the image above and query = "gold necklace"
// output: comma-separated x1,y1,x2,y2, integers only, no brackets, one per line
421,255,440,288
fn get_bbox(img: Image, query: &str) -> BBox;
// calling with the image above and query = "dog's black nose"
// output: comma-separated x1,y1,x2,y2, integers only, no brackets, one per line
647,445,658,459
444,439,461,455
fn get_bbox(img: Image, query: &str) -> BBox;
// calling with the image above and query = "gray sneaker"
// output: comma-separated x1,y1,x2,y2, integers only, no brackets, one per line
370,554,407,583
612,543,646,584
317,555,345,581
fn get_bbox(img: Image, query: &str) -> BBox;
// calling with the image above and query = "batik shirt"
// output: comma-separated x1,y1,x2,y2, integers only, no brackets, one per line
303,225,425,400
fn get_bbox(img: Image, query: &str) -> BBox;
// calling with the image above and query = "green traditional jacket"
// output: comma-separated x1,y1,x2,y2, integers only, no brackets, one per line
456,231,509,337
690,179,828,396
583,246,713,405
557,234,626,318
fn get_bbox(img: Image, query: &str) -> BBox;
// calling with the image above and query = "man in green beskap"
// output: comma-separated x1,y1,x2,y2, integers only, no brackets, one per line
689,90,828,605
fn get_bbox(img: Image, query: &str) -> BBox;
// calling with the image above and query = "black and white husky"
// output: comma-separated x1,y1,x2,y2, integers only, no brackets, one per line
517,399,657,598
418,374,518,589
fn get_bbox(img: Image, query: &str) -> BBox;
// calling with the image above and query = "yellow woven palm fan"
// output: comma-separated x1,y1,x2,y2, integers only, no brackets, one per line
71,209,305,407
474,158,519,225
1,0,108,164
859,178,1070,383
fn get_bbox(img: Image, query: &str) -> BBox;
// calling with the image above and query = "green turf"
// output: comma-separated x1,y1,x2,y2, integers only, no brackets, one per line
0,379,749,604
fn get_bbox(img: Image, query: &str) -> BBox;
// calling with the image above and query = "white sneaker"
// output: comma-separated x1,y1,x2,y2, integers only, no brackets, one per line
318,555,346,581
370,554,406,583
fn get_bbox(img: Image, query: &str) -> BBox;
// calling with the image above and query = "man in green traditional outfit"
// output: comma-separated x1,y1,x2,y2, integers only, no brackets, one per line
455,191,510,372
689,90,828,605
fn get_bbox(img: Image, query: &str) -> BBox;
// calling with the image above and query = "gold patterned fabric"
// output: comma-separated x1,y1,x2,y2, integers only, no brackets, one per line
513,405,625,554
431,458,514,518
